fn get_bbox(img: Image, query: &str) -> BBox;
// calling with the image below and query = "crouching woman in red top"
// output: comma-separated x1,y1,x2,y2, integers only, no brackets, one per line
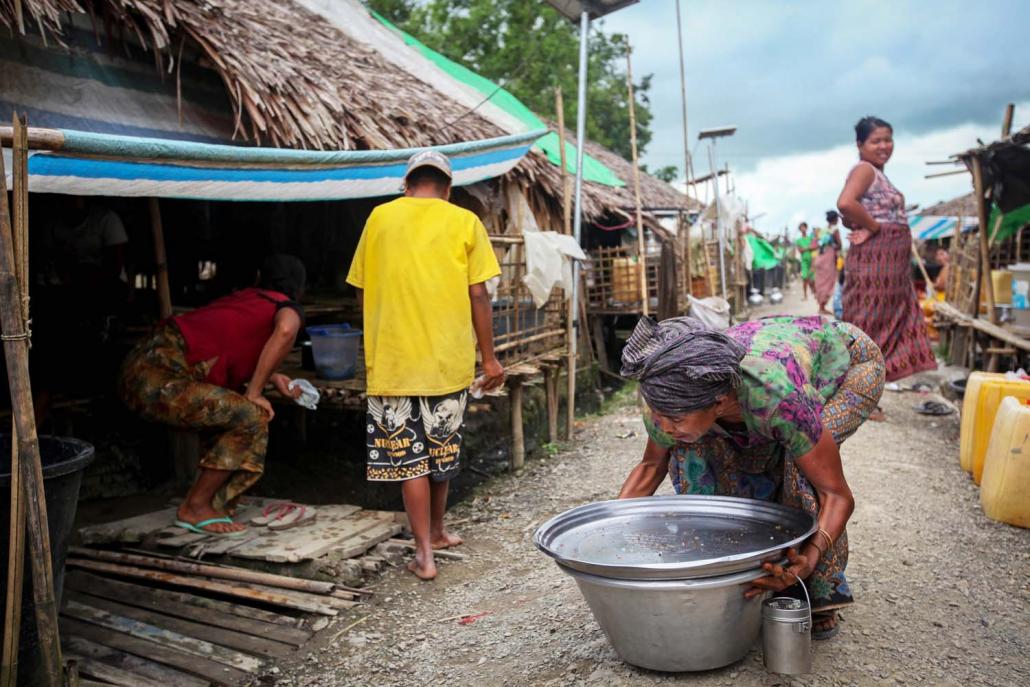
118,255,306,536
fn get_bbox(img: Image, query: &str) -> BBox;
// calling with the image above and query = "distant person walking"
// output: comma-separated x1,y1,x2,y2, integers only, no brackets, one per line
837,116,936,383
813,211,842,315
795,222,816,301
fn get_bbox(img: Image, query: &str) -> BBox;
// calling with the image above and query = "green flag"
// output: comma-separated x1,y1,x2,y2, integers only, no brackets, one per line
746,234,781,270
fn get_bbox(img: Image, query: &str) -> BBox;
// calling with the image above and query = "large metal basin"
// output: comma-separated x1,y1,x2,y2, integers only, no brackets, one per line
560,564,767,672
535,495,816,580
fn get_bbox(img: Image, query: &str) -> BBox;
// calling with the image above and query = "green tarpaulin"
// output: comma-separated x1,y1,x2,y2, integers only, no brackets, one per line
747,233,781,270
991,203,1030,243
371,10,625,188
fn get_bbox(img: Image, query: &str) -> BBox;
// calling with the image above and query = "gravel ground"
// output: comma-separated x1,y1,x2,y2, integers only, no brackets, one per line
268,288,1030,687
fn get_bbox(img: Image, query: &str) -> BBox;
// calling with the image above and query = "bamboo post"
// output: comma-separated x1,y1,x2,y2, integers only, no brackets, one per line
543,366,558,444
556,88,576,440
148,198,172,319
912,240,936,300
555,88,572,237
2,114,30,687
972,158,997,323
682,213,692,300
625,47,648,317
1002,103,1015,138
0,120,63,687
508,379,524,470
971,156,1000,371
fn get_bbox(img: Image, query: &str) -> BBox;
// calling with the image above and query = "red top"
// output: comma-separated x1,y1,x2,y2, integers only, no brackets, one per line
173,288,293,390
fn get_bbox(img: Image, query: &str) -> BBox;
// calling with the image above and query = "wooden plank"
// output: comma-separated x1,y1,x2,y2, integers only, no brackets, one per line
63,599,262,673
70,547,335,594
64,635,209,687
60,617,249,687
937,301,1030,352
66,559,338,617
332,522,403,559
80,508,181,546
64,653,165,687
65,572,310,647
67,569,300,628
217,507,386,563
67,592,292,659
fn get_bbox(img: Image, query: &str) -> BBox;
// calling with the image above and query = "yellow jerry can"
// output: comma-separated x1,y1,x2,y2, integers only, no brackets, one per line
959,372,1006,474
980,396,1030,528
970,378,1030,484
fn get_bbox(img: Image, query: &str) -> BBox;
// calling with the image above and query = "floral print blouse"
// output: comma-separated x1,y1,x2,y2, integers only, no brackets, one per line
646,316,856,464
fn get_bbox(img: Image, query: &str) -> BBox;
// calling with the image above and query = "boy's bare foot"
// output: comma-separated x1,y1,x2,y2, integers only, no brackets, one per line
407,552,437,580
431,529,464,550
175,503,246,534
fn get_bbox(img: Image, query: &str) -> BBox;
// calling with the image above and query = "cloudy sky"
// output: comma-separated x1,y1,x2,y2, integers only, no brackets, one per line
602,0,1030,236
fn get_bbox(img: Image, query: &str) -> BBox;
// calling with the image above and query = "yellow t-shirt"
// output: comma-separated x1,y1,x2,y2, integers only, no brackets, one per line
346,197,501,396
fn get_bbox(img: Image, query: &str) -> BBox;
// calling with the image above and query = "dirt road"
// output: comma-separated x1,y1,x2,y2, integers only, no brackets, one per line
271,287,1030,687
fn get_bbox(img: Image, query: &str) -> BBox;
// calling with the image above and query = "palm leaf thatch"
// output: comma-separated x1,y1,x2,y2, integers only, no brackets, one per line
4,0,695,223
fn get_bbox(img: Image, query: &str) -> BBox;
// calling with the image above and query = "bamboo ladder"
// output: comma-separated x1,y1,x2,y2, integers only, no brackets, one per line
1,116,64,687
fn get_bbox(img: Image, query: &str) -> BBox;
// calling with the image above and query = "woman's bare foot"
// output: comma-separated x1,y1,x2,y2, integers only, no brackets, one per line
869,406,887,422
430,529,463,549
407,551,437,580
175,503,246,534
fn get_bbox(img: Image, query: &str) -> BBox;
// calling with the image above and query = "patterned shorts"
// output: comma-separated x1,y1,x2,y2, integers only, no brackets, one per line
366,391,467,482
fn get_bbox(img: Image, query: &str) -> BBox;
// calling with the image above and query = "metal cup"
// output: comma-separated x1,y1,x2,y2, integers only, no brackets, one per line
762,596,812,674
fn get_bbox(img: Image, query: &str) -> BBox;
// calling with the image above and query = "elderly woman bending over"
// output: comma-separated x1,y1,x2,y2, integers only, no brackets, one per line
618,315,885,640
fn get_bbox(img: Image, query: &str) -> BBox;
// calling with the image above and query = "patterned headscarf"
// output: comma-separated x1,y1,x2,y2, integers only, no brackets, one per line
620,316,745,415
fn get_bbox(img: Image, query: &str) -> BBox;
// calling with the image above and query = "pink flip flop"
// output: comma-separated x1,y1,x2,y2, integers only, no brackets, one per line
251,502,317,531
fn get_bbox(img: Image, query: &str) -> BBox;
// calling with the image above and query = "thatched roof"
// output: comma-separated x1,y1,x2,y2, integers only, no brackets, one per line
921,192,977,217
585,140,700,212
5,0,695,223
6,0,506,149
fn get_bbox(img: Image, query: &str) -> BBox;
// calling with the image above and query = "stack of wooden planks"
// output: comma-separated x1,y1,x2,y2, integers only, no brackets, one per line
61,547,371,686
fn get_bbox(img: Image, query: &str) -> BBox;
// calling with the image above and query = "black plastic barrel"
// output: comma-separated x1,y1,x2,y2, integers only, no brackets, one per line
0,435,94,685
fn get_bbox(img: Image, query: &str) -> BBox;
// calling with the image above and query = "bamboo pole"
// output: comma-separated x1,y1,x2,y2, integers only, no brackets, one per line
148,198,172,319
1002,103,1015,138
0,120,62,687
556,88,576,440
508,379,524,470
555,88,571,237
972,158,997,323
675,0,693,203
0,126,65,151
625,47,648,317
682,213,692,300
67,548,336,595
2,114,30,687
911,240,936,300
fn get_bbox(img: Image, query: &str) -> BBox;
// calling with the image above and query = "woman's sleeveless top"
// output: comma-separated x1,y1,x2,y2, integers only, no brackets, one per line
855,162,906,225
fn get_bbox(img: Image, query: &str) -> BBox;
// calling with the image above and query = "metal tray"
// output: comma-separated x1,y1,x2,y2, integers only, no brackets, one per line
534,495,816,580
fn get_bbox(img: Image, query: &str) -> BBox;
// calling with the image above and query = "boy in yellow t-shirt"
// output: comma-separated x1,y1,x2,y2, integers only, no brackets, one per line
346,150,505,580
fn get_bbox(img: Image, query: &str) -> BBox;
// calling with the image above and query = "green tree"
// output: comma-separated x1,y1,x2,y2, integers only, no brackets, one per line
369,0,653,160
647,165,679,183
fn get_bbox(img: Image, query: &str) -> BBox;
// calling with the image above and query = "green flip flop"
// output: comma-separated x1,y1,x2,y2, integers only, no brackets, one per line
174,516,247,538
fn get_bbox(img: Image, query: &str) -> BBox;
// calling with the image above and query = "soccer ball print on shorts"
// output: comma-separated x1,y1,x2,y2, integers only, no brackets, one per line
365,390,467,482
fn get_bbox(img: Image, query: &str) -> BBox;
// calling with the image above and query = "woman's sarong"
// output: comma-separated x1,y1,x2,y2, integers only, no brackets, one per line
813,247,838,306
118,324,269,510
661,325,885,610
842,222,936,382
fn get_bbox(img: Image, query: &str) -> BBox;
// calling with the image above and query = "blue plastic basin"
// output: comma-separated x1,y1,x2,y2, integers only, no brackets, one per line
306,324,362,380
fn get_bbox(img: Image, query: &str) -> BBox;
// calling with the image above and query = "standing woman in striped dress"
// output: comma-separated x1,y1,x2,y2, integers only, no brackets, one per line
837,117,936,388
